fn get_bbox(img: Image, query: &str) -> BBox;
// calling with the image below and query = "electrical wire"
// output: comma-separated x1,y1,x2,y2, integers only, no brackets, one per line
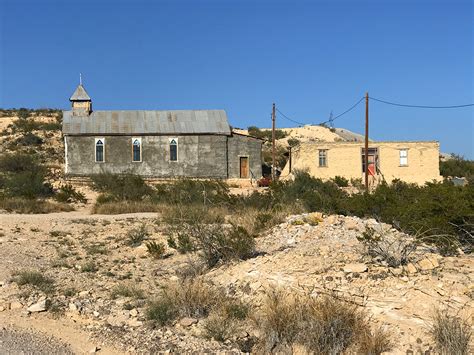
318,96,365,125
369,96,474,109
275,108,307,126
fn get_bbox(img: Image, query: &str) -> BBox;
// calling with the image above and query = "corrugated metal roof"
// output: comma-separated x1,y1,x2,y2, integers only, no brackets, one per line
70,84,91,101
62,110,232,135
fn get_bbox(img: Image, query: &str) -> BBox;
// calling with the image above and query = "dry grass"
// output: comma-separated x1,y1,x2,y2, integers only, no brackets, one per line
255,289,393,354
0,198,74,214
12,270,55,294
92,201,160,214
110,283,146,300
430,309,472,355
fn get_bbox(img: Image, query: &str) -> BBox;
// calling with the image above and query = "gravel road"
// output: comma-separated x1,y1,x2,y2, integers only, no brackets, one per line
0,327,74,355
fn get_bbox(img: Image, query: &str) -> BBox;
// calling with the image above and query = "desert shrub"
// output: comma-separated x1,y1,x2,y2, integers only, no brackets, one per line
357,225,418,267
146,297,178,326
429,309,471,355
357,327,395,355
161,204,226,225
12,270,55,294
255,290,392,354
146,279,221,325
54,184,87,203
287,137,300,147
332,175,349,187
41,121,62,131
80,261,97,273
0,198,74,213
270,170,347,214
126,224,149,247
168,223,256,267
153,179,230,205
204,301,249,342
92,200,160,214
17,108,31,119
344,180,473,254
145,241,166,259
16,132,43,146
440,154,474,181
111,283,146,300
91,173,153,202
248,126,288,140
0,153,52,199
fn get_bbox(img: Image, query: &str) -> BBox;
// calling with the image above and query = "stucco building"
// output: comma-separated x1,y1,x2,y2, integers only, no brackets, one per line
283,141,442,185
63,84,262,180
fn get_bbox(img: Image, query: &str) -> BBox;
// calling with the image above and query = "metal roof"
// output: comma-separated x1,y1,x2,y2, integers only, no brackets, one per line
70,84,91,101
62,110,232,135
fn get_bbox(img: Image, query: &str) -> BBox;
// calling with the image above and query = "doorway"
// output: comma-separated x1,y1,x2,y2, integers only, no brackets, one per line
240,157,249,178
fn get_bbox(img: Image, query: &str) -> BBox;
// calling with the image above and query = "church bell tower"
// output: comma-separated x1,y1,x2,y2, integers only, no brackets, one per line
70,74,92,116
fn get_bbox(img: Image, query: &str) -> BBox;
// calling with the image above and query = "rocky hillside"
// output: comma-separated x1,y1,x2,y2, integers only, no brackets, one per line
0,210,472,353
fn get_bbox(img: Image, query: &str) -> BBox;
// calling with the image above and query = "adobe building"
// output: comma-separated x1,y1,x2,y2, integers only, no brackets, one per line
62,83,262,180
283,141,442,185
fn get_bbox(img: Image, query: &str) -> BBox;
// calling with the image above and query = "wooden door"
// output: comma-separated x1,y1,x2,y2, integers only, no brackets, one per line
240,157,249,178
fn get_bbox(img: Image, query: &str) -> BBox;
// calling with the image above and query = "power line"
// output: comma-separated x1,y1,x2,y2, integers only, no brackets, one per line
275,108,307,126
319,96,365,125
369,96,474,109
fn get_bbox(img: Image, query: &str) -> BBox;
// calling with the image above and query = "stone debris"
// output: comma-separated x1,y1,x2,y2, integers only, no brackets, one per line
27,299,48,313
343,263,368,273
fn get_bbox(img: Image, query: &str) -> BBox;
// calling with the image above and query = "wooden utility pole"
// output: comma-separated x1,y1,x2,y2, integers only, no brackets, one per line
272,103,276,181
365,92,369,191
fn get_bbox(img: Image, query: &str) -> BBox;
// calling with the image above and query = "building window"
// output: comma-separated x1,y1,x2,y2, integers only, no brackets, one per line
318,149,327,167
169,138,178,162
132,138,142,162
399,149,408,166
362,148,379,175
95,138,104,162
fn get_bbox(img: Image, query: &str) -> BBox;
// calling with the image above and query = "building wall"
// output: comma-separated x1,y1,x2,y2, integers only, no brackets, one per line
65,134,263,179
227,134,263,179
283,141,441,185
65,135,228,178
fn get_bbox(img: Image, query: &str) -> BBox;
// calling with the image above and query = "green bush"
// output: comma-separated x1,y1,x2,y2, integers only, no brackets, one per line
54,184,87,203
145,241,166,259
126,224,149,247
440,154,474,181
0,198,73,213
91,173,153,202
287,138,300,147
168,223,256,267
248,126,288,140
13,270,55,294
153,179,230,205
332,175,349,187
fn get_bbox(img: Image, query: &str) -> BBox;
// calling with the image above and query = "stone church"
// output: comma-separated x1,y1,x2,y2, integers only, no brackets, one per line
62,83,262,179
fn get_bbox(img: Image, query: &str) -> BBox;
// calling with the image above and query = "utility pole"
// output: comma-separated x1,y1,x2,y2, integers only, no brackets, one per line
272,103,276,181
365,92,369,192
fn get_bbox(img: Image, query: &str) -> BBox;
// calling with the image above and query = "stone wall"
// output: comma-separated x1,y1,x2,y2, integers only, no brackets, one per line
227,134,263,179
65,135,228,178
65,133,263,179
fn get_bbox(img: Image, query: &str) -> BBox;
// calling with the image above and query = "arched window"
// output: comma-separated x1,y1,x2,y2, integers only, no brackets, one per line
132,138,142,162
169,138,178,162
95,138,104,162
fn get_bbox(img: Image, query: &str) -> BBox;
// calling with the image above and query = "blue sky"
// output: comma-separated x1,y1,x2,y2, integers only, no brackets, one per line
1,0,472,157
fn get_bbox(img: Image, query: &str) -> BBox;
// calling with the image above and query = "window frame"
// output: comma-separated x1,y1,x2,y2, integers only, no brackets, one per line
132,137,142,163
169,137,178,162
318,149,328,167
399,149,408,167
95,137,105,163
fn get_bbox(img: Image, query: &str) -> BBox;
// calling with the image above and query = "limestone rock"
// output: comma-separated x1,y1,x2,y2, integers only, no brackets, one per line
9,301,23,310
27,299,48,313
343,263,368,273
179,317,198,327
418,258,437,271
405,263,417,274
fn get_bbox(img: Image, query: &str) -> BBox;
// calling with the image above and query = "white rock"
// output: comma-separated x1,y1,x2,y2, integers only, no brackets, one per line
343,263,368,273
27,299,47,313
9,301,23,310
